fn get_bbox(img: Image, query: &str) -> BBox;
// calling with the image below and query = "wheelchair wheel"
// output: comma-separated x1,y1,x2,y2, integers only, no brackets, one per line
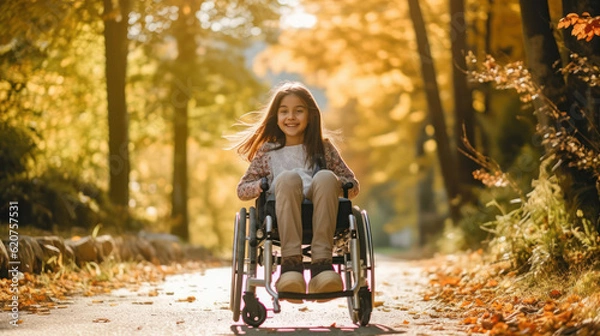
231,208,247,322
241,300,267,327
347,208,375,326
359,208,376,302
354,287,372,325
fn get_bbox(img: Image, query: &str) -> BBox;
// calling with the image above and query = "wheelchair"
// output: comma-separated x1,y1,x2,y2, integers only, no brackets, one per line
230,179,375,328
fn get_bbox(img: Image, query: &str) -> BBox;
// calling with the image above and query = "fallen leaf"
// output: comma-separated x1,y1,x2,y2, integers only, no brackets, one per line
177,296,196,303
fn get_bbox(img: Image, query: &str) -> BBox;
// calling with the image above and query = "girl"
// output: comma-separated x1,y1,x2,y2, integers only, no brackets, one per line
233,81,359,299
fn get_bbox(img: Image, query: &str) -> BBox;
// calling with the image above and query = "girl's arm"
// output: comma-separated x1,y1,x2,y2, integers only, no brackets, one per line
324,140,360,199
237,144,271,201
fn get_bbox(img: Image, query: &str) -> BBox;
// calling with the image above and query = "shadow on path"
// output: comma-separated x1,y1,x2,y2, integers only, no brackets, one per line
229,324,404,335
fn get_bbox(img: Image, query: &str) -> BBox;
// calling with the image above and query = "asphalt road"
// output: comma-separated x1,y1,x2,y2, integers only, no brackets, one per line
1,256,473,336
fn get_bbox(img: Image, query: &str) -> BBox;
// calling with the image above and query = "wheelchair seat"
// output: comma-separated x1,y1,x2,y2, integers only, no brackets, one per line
260,195,353,244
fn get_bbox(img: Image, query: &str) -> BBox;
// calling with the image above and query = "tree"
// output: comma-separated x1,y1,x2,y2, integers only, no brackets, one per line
560,1,600,229
519,0,600,228
408,0,461,224
103,0,132,214
169,3,196,240
450,0,478,195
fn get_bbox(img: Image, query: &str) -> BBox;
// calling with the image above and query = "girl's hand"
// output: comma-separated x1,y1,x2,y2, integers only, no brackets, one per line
258,177,269,194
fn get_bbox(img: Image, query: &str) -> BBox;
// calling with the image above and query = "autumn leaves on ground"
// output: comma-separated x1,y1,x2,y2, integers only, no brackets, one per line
426,252,600,335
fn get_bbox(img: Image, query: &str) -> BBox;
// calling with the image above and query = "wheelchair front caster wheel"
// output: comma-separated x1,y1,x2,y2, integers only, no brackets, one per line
241,301,267,327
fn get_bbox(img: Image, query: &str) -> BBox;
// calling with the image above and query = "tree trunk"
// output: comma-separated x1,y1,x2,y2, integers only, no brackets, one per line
450,0,478,195
103,0,131,213
170,6,197,241
561,0,600,228
416,124,442,246
520,0,600,228
408,0,461,224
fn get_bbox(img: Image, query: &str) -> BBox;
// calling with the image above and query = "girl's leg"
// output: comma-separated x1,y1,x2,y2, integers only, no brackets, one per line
307,170,340,260
306,170,343,296
274,170,304,258
274,171,305,299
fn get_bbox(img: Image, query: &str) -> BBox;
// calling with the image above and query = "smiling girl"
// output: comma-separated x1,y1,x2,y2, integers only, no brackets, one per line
233,81,359,300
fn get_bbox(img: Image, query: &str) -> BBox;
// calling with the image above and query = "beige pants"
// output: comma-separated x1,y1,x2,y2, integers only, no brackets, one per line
274,170,340,260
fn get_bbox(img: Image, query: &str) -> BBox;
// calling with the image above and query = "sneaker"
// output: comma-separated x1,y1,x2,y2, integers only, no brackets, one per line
276,255,305,304
276,271,305,304
308,259,343,302
308,270,343,295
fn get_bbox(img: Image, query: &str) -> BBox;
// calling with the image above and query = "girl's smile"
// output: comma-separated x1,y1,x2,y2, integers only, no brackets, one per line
277,94,308,146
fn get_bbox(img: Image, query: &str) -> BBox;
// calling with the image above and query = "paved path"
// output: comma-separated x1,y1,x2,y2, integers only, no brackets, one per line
1,256,473,335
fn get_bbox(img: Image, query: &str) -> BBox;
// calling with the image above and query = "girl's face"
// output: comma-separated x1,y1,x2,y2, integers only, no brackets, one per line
277,94,308,146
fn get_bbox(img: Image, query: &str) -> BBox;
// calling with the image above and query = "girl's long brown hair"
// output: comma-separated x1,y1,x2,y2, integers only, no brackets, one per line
232,81,326,168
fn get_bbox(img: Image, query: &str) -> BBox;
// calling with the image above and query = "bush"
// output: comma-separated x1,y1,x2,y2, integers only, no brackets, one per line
487,159,600,276
0,122,135,233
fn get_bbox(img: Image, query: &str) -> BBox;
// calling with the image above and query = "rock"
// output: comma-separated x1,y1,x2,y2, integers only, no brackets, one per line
135,237,157,263
20,236,44,273
36,235,74,266
66,236,99,265
0,242,8,278
114,236,134,261
115,235,157,262
38,243,61,272
150,240,184,265
95,235,115,262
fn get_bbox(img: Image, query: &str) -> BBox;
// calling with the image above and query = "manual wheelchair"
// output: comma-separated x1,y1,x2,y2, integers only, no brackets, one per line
230,179,375,328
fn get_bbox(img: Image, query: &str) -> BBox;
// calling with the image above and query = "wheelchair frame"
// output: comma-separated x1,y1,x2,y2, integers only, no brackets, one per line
230,183,375,328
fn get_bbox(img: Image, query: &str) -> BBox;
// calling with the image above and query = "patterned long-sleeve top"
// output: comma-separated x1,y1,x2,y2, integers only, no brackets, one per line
236,140,359,201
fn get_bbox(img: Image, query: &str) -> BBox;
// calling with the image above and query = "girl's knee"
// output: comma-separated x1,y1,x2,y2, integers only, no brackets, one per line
274,170,303,190
313,170,339,187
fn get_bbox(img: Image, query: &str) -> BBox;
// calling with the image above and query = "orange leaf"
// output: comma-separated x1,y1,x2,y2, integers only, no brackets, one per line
440,276,460,287
558,19,570,29
462,317,478,325
486,279,499,287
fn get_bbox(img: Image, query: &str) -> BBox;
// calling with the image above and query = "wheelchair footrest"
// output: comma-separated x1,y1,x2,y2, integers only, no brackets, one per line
278,290,353,301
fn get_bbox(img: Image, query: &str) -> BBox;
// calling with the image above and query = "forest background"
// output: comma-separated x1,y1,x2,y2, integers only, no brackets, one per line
1,0,600,269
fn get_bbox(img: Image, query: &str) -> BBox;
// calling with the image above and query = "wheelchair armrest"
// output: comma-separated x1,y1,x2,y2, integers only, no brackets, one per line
260,177,269,192
256,177,270,221
342,182,353,199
